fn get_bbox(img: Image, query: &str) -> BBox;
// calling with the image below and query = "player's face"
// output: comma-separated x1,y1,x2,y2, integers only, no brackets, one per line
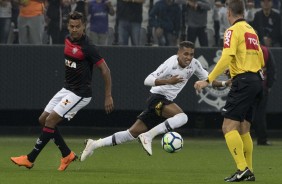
68,19,85,41
261,0,272,10
177,47,194,68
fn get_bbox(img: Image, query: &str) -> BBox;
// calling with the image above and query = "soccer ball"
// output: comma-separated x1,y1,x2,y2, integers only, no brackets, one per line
161,132,183,153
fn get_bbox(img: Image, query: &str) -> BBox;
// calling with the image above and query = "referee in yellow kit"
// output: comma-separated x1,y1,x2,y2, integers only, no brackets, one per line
194,0,264,182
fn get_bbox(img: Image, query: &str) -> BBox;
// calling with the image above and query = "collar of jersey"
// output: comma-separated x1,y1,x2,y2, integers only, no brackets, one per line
67,35,85,44
232,18,245,26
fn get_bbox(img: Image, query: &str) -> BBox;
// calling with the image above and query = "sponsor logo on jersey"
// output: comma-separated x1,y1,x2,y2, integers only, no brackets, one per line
186,70,193,77
64,39,85,60
224,30,233,48
245,32,259,50
65,59,77,68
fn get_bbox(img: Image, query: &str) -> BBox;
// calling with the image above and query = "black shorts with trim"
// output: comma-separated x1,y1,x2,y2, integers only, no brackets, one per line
222,72,263,123
137,93,173,129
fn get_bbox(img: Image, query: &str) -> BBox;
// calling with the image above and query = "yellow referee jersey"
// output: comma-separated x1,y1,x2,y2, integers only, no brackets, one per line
208,19,264,82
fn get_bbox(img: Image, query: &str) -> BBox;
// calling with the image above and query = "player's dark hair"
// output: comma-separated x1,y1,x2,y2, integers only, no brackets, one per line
226,0,244,16
68,11,86,24
179,41,195,50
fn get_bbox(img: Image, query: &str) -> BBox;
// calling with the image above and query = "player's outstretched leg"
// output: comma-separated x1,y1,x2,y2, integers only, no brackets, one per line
80,130,136,161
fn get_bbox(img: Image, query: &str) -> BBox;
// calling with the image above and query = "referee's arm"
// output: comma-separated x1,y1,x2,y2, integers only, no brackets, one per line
208,54,231,82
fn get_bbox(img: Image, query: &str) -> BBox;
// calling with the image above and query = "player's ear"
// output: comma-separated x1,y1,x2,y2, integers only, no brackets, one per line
177,50,180,56
227,8,231,18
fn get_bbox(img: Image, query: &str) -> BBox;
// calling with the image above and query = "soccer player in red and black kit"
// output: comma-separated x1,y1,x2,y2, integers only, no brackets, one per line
10,11,114,171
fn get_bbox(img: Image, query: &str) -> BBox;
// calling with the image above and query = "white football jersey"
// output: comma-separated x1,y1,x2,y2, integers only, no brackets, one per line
149,55,208,101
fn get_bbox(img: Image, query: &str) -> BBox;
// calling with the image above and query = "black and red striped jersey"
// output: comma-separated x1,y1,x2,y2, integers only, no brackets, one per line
63,35,105,97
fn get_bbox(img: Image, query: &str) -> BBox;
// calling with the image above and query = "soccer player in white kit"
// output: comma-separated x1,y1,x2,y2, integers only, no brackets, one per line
80,41,228,161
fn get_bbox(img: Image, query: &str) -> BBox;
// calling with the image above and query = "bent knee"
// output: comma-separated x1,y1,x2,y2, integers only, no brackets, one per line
38,111,50,126
38,116,46,126
128,120,148,138
177,113,188,124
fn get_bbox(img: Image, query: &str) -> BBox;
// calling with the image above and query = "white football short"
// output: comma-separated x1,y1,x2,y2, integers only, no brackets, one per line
44,88,92,120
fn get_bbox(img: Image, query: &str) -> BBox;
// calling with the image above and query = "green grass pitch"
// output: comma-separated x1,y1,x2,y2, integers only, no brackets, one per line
1,136,282,184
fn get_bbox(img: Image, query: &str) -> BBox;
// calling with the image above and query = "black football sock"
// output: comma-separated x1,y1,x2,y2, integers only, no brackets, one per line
53,127,71,157
27,126,55,162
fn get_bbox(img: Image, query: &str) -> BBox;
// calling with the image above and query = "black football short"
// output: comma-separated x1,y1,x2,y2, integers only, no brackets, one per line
222,72,263,123
138,93,173,129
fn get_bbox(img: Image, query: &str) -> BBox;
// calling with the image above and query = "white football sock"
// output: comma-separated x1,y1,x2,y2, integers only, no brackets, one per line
94,130,135,149
146,113,188,139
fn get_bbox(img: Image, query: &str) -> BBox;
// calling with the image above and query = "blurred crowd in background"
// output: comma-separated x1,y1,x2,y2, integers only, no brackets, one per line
0,0,281,47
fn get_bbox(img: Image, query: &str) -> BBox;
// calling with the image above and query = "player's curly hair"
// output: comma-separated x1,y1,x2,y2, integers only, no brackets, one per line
68,11,86,24
179,41,195,50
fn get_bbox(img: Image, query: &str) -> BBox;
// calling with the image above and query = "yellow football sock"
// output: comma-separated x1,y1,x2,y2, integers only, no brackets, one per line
225,130,248,171
241,132,253,171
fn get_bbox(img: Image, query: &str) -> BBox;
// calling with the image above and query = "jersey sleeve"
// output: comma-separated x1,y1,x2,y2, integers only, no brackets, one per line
150,59,170,79
85,45,105,66
193,59,208,80
223,28,238,56
208,54,231,82
206,27,238,82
